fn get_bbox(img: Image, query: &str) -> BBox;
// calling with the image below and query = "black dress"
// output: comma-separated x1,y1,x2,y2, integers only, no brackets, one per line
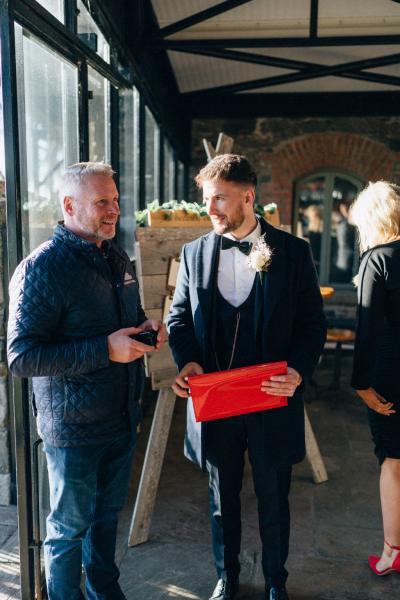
351,240,400,465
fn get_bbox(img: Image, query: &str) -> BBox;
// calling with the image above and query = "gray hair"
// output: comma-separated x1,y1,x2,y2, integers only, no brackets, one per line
60,162,115,212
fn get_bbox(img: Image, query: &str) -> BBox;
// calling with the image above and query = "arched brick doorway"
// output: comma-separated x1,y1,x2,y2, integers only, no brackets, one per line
260,132,400,226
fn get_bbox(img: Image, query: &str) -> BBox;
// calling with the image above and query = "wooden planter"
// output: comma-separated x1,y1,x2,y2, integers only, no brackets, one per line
148,209,211,228
147,208,280,228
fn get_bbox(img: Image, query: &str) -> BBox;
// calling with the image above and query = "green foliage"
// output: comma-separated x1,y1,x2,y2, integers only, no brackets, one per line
254,202,277,217
135,200,278,226
135,209,148,227
254,203,265,217
264,202,278,214
135,199,208,226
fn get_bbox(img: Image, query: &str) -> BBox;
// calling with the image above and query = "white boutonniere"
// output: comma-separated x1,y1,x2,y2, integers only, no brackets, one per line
248,236,273,281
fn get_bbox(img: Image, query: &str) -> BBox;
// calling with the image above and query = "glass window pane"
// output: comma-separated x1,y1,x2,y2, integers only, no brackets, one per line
119,88,138,258
77,0,110,63
15,25,80,546
36,0,64,22
163,140,175,201
329,177,358,284
177,160,185,200
0,50,5,193
88,66,111,163
16,27,79,255
145,108,159,204
297,176,326,276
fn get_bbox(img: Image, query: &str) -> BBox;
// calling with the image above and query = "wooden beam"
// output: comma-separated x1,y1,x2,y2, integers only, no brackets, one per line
128,388,176,546
157,0,253,38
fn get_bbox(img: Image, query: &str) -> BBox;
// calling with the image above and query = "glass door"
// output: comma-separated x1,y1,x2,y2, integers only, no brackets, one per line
88,66,111,163
14,23,80,597
15,25,79,255
295,171,362,287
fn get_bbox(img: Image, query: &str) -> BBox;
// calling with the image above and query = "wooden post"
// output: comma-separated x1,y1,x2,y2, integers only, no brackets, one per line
128,387,176,546
304,406,328,484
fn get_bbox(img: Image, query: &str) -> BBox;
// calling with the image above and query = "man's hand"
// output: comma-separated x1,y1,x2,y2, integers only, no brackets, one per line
138,319,167,350
172,362,204,398
261,367,302,397
356,387,396,416
107,326,156,363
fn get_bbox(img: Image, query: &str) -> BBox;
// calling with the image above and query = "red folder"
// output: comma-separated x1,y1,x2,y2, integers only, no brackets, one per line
188,361,288,423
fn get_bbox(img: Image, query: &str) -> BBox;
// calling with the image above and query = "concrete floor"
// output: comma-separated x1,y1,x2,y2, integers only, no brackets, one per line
116,356,400,600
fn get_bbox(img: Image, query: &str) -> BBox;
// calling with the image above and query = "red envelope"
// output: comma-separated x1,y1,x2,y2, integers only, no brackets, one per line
188,361,288,422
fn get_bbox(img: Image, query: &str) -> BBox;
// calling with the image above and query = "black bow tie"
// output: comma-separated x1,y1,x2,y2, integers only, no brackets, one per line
221,237,252,255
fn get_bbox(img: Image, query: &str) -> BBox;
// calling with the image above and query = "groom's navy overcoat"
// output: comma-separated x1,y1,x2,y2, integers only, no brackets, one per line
168,218,327,470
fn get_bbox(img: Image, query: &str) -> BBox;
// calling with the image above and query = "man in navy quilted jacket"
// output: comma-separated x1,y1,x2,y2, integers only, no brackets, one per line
7,162,166,600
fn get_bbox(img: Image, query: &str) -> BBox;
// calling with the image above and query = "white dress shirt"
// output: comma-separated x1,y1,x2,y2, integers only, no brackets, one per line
218,222,262,307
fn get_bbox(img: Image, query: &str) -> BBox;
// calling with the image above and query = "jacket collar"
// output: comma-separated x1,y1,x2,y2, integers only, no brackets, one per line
254,218,286,345
54,222,119,257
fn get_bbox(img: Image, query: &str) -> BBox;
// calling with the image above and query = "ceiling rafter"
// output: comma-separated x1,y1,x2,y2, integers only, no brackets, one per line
310,0,319,39
173,47,400,77
181,51,400,96
186,91,400,118
157,0,253,39
152,35,400,50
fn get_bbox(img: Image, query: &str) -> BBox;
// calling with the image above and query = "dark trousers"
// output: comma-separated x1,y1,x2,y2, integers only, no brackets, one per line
206,413,292,588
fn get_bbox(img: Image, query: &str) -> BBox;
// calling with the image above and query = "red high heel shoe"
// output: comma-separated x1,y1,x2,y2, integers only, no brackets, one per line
369,540,400,576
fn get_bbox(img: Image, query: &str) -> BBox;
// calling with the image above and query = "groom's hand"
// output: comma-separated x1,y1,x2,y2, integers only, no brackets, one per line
172,362,204,398
261,367,302,397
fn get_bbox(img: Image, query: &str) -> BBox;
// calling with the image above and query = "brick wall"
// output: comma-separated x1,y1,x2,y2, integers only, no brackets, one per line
191,115,400,318
191,116,400,225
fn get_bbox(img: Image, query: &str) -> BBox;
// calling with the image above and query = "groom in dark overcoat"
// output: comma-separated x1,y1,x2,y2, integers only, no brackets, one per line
167,154,326,600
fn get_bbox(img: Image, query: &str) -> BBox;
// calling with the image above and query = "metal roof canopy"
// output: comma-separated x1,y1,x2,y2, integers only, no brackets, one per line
142,0,400,117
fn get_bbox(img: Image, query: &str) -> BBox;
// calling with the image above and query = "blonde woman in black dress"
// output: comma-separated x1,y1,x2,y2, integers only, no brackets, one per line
351,181,400,576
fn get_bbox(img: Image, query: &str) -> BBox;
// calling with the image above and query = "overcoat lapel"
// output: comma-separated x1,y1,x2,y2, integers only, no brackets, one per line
196,231,221,369
255,219,286,351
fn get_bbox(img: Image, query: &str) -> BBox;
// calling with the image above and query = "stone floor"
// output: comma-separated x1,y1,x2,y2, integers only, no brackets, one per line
1,355,400,599
116,355,400,600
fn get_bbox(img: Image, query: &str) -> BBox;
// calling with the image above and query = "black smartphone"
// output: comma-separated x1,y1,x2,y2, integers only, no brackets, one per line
131,330,158,347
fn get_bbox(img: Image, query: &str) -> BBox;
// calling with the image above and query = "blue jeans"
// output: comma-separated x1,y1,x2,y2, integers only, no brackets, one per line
43,433,136,600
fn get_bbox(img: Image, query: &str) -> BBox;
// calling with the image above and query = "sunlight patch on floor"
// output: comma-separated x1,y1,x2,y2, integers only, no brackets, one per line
153,582,201,599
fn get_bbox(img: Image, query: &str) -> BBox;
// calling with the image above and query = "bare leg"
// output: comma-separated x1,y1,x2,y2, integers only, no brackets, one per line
376,458,400,571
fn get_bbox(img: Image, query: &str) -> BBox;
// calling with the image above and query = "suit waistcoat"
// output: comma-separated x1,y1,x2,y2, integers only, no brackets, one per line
214,278,259,371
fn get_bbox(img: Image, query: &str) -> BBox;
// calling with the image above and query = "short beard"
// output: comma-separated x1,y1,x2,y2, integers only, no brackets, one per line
79,222,115,242
212,213,246,235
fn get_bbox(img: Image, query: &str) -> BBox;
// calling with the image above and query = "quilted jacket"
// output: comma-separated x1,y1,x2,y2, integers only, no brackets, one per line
7,224,146,446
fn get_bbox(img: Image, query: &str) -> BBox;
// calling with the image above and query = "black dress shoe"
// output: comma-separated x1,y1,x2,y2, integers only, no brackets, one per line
266,586,290,600
209,578,239,600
